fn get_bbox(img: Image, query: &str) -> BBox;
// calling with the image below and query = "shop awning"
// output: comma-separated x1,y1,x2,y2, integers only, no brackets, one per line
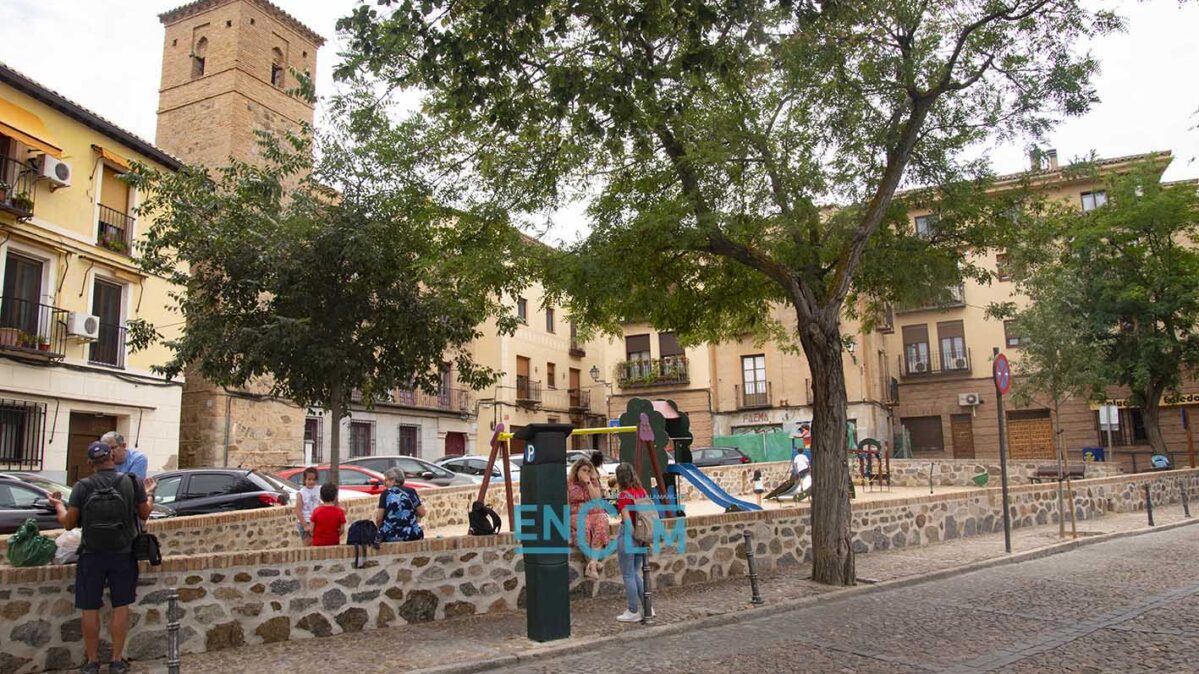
0,97,62,157
91,144,131,171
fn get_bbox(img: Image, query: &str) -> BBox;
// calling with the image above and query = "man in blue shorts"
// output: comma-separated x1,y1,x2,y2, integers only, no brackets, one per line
49,441,155,674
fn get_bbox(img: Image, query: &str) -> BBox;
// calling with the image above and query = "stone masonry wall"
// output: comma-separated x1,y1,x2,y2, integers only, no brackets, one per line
2,469,1194,673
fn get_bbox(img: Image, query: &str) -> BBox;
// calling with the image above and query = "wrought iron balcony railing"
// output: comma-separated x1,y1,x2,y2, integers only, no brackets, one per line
97,204,135,255
616,356,689,388
736,382,772,410
898,348,972,379
516,375,542,403
0,157,36,219
0,297,67,359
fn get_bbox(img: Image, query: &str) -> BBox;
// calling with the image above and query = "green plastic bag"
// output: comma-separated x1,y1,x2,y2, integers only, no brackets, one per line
6,518,57,567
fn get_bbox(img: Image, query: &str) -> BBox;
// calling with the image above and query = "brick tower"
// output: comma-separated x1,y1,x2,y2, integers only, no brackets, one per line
156,0,324,468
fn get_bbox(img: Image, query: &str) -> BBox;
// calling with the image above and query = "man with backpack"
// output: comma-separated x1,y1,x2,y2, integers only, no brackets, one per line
48,441,155,674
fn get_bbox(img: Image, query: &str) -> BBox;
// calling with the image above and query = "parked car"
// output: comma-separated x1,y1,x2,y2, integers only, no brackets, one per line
146,468,291,516
262,472,373,502
688,446,752,467
435,455,522,484
343,455,475,487
276,464,436,496
0,472,175,535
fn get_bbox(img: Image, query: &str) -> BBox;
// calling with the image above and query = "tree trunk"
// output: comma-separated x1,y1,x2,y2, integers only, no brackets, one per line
329,384,343,485
1053,397,1065,538
1141,381,1168,455
796,308,855,586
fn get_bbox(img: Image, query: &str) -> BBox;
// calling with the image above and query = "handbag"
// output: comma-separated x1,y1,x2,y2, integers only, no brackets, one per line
133,523,162,565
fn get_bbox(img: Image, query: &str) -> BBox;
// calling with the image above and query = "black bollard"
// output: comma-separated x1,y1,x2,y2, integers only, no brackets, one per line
929,463,934,494
167,590,181,674
1144,483,1155,527
640,555,656,625
743,529,764,605
1183,479,1192,518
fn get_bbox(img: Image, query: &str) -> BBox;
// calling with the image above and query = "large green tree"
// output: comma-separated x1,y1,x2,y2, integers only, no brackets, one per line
126,95,530,477
1004,164,1199,456
338,0,1118,584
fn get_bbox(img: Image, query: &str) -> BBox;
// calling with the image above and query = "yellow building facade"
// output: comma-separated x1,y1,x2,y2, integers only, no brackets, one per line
0,63,184,482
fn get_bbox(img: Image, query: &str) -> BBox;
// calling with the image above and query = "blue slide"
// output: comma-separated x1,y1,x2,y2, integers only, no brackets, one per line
667,463,763,512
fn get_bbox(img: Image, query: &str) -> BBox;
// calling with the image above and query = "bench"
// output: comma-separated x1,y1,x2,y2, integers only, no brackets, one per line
1028,463,1086,483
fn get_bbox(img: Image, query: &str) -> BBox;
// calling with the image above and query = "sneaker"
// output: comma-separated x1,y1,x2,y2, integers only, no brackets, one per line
79,663,100,674
616,610,642,623
108,660,131,674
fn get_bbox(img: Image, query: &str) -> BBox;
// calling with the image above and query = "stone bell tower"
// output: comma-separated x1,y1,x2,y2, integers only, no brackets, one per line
155,0,324,468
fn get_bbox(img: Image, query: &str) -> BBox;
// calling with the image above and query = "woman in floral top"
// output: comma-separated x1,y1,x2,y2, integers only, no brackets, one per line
374,468,427,542
567,460,611,578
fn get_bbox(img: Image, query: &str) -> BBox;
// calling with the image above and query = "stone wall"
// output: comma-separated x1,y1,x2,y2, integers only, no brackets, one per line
3,469,1194,673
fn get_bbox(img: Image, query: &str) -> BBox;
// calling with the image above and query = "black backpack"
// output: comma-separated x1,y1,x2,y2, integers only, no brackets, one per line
82,473,136,554
346,519,379,569
467,501,501,536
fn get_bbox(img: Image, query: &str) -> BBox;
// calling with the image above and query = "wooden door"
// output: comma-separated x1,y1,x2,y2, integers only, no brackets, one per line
67,413,117,485
950,414,975,459
516,356,531,399
444,432,466,457
1007,410,1054,459
903,415,944,454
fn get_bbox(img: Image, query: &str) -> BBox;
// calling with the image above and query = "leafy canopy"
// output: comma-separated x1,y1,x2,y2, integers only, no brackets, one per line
126,93,531,417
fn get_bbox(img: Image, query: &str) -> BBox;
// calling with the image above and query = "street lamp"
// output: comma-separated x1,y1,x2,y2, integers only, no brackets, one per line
590,365,614,456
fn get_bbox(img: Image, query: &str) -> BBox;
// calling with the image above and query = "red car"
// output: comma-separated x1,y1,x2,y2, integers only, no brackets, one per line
277,464,435,496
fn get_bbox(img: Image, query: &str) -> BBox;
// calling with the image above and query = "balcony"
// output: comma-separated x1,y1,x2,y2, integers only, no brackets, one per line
569,339,586,358
516,375,542,403
88,322,126,368
568,388,590,412
0,157,36,220
97,204,135,255
0,297,67,360
896,284,966,314
392,387,476,413
898,348,972,379
616,356,690,388
736,382,772,410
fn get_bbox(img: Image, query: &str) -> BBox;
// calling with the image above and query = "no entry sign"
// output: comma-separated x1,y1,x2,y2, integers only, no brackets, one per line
993,353,1012,395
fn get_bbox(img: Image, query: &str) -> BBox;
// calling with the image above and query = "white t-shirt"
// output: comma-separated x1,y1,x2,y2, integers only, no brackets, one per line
791,452,811,477
298,485,321,523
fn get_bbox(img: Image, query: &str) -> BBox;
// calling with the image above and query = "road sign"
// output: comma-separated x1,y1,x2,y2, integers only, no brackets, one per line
993,353,1012,395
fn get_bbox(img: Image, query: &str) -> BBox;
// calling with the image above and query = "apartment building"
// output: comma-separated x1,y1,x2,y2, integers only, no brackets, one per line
0,63,184,483
884,150,1187,469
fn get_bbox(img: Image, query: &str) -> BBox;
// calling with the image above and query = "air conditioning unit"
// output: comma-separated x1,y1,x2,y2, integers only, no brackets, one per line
958,392,981,406
37,155,72,188
66,313,99,341
954,357,968,369
914,361,928,373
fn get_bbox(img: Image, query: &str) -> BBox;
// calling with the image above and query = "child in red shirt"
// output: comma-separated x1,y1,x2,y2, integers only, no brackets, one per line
309,482,346,547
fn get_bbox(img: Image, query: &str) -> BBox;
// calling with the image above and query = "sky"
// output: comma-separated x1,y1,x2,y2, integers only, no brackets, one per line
1,0,1196,245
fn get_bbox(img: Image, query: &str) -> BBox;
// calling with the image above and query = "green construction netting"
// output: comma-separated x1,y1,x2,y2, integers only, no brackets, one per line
716,423,859,463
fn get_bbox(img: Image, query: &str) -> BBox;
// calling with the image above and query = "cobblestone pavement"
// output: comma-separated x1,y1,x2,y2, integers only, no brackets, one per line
123,505,1192,673
496,518,1199,673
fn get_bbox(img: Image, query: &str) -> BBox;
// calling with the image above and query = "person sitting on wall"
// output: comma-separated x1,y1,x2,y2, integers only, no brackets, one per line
375,467,427,542
568,459,611,579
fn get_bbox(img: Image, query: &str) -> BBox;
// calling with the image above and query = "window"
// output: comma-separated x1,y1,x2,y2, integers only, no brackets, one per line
902,324,930,374
184,473,237,499
546,362,556,389
152,476,183,505
1095,408,1148,447
625,334,651,361
996,253,1011,282
98,165,132,254
349,421,374,458
191,37,207,78
915,215,937,238
1,253,44,339
1081,191,1107,212
303,417,322,464
1004,320,1026,348
741,355,767,395
517,298,527,323
0,399,46,470
270,47,285,87
0,483,40,508
89,279,125,368
337,469,373,486
398,424,420,456
937,320,967,371
545,306,555,333
659,332,684,357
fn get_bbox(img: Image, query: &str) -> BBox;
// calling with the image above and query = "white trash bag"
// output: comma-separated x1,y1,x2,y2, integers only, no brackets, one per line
53,529,81,565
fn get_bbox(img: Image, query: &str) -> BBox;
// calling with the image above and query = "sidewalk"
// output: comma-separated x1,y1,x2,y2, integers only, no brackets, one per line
130,504,1193,673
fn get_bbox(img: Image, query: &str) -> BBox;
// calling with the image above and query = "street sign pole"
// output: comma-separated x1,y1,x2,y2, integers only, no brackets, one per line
993,348,1013,554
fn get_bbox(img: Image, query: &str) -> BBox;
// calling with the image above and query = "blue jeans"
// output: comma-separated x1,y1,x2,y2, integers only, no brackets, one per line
617,524,645,613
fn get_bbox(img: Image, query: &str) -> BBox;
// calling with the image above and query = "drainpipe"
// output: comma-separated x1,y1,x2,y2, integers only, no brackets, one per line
222,394,232,467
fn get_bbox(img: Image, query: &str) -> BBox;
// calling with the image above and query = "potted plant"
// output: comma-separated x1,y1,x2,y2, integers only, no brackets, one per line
0,180,9,203
100,234,129,254
10,193,33,212
16,331,36,349
37,335,50,352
